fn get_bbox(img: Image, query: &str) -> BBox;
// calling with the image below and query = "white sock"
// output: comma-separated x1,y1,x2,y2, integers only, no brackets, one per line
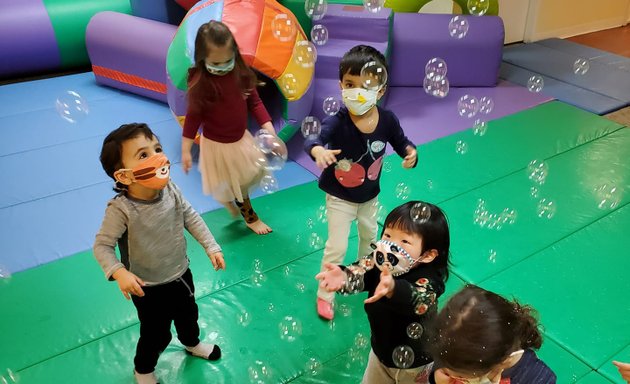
185,342,221,360
134,370,157,384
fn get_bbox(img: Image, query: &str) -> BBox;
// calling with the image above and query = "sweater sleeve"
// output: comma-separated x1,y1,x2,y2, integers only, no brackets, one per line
304,113,339,160
172,184,222,255
183,110,202,140
338,257,380,295
93,200,128,280
247,87,272,126
388,112,417,167
386,276,439,316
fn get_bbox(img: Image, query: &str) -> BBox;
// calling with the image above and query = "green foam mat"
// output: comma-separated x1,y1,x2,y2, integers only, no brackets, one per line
577,371,615,384
598,343,630,383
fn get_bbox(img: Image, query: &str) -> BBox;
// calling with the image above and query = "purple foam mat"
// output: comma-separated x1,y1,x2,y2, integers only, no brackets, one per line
288,80,552,176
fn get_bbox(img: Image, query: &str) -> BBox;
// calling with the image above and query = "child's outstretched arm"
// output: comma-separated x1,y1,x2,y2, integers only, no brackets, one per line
367,270,441,317
93,202,146,299
173,185,225,271
304,114,340,169
315,258,379,295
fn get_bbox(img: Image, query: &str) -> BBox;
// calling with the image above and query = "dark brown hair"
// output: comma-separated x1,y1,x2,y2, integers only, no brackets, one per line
187,21,257,113
430,285,543,375
339,44,388,82
100,123,156,192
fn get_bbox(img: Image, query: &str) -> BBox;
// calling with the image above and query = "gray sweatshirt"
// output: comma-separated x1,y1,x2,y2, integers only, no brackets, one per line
93,182,221,286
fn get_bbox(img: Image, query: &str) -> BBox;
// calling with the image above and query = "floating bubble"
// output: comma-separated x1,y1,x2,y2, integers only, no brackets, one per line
252,259,263,273
406,323,424,339
294,41,317,68
0,370,18,384
467,0,489,16
355,333,369,349
457,95,479,118
361,61,388,90
448,16,469,39
395,182,410,200
254,131,287,171
530,186,539,198
322,97,341,116
595,184,622,210
537,198,556,219
283,265,292,276
488,249,497,263
301,116,322,139
573,58,590,75
527,159,548,185
527,75,544,93
423,75,450,98
305,357,323,376
268,303,275,312
260,174,279,194
249,361,273,383
306,217,315,229
425,57,448,79
363,0,384,12
316,205,327,222
427,179,434,190
251,271,267,287
338,303,352,317
311,24,328,45
271,14,296,42
279,316,302,341
0,264,12,281
392,345,415,368
455,140,468,154
309,232,324,248
279,73,299,96
238,310,252,326
479,96,494,114
383,159,392,173
296,282,306,292
473,119,487,136
55,91,89,123
410,202,431,223
305,0,328,20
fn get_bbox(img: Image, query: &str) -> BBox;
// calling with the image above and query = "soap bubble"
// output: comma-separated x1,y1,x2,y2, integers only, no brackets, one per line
361,61,388,90
305,357,323,375
406,323,424,339
410,202,431,223
316,204,327,223
311,24,328,45
455,140,468,154
530,186,539,198
527,160,548,185
248,361,273,383
55,91,89,123
423,75,450,98
527,75,544,93
252,259,263,273
305,0,328,20
279,73,299,96
301,116,322,138
251,271,267,286
537,198,556,219
355,333,369,349
255,131,287,171
467,0,489,16
449,16,469,39
488,249,497,263
0,370,18,384
271,14,296,42
309,233,324,248
479,96,494,114
279,316,302,341
338,303,352,317
323,97,341,115
294,41,317,68
306,217,315,229
457,95,479,118
268,303,275,312
296,282,306,292
0,264,12,281
392,345,415,368
473,119,487,136
425,58,448,79
238,310,252,326
363,0,384,13
573,58,590,75
395,182,410,200
260,174,279,194
595,184,622,209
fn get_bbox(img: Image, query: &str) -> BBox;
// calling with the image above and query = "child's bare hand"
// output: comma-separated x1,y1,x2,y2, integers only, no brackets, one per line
312,146,341,169
402,146,417,169
315,263,346,292
182,151,193,174
113,268,145,300
434,368,457,384
614,361,630,382
208,251,226,271
364,267,395,303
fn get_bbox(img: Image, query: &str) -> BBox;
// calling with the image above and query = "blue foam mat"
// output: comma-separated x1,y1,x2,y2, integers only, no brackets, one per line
499,63,625,115
535,38,630,71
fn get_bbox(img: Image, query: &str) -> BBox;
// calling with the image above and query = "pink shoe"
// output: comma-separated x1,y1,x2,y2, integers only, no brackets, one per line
317,298,334,320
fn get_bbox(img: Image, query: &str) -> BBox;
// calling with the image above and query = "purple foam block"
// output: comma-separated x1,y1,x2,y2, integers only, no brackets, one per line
0,0,62,77
389,13,504,87
317,4,391,43
86,11,176,102
315,39,388,80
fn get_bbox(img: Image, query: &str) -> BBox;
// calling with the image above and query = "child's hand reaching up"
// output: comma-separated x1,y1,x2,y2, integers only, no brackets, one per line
208,251,226,271
112,268,146,300
315,263,347,292
311,146,342,169
402,146,417,169
364,267,395,304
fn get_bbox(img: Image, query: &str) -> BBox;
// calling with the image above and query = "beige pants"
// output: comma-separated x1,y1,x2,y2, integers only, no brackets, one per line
362,349,433,384
318,194,378,302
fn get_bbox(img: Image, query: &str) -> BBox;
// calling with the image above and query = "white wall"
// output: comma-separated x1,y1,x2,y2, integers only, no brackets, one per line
524,0,630,42
498,0,530,43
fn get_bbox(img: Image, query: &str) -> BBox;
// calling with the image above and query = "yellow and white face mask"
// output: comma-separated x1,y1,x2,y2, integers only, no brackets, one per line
342,87,378,116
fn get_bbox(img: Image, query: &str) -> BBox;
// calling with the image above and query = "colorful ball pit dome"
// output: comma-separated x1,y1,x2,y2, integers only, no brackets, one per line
166,0,314,142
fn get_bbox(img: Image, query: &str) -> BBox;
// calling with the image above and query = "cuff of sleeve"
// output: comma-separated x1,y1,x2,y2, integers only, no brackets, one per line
106,263,125,281
206,246,222,255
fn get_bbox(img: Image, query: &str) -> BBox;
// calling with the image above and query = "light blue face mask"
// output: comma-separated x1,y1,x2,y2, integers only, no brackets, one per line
205,57,235,75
